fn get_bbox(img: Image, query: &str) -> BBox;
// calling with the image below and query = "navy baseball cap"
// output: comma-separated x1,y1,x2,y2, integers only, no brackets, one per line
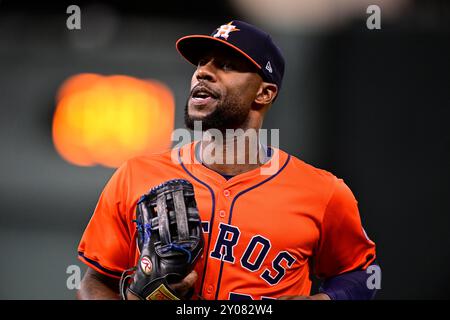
176,20,285,90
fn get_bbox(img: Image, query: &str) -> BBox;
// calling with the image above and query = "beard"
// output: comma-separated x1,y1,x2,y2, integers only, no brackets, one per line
184,93,250,132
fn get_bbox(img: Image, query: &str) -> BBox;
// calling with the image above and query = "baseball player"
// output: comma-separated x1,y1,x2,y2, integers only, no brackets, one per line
77,21,379,300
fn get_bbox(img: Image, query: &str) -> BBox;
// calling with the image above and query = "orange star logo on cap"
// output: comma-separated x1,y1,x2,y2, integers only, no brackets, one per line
212,21,240,40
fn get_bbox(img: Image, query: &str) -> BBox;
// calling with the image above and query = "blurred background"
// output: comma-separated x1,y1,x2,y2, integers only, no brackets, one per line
0,0,449,299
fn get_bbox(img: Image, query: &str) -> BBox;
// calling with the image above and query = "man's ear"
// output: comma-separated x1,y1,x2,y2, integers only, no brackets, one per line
254,82,278,106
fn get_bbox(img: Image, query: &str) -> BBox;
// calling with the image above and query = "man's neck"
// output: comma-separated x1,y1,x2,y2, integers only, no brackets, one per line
199,129,267,176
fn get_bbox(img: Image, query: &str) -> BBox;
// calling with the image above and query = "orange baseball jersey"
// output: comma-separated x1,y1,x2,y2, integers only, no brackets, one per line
78,141,376,300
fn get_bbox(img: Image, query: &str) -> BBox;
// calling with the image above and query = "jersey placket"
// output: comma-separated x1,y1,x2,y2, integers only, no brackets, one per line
201,183,233,299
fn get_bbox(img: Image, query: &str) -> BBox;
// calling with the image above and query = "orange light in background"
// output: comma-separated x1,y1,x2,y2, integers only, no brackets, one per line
52,74,175,168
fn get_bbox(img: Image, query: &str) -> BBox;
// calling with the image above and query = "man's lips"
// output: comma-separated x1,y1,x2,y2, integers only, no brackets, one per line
190,85,219,106
191,96,215,105
191,85,219,98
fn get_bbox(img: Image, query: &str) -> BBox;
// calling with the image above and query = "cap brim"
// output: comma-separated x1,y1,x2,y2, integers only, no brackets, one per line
176,35,262,70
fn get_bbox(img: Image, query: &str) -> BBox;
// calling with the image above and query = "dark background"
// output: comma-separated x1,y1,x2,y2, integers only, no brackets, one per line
0,0,448,299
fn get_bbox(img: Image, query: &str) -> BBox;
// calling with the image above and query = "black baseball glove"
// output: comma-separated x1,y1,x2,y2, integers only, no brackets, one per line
120,179,204,300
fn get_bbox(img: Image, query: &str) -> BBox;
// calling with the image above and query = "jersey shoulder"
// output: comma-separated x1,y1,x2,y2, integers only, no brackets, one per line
125,147,174,168
113,145,188,193
112,145,191,204
278,149,340,199
122,144,187,174
284,151,337,182
282,151,358,205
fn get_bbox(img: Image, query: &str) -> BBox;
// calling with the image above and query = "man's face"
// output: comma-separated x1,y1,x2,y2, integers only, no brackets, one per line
185,44,263,131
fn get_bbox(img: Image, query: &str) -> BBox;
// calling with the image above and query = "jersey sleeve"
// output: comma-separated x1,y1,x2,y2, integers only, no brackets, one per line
314,178,376,279
78,162,133,279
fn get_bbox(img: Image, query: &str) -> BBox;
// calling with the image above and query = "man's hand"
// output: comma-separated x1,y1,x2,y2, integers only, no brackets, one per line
126,270,198,300
278,293,331,300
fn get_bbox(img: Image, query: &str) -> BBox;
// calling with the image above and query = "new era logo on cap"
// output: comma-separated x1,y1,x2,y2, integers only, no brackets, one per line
176,20,285,90
266,61,273,73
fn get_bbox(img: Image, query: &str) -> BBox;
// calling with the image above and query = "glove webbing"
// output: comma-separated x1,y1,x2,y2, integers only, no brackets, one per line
156,189,190,245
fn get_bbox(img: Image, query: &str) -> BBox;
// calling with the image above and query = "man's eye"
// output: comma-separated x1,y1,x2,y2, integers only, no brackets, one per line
220,61,234,71
198,58,208,66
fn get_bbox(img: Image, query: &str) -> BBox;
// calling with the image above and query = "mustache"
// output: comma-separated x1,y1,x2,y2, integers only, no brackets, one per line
190,83,220,99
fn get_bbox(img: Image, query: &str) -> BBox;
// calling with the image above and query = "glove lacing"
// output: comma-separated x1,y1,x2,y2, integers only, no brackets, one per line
119,266,137,300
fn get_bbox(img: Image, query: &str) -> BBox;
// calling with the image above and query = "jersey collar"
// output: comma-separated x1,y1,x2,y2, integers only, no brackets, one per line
178,141,289,187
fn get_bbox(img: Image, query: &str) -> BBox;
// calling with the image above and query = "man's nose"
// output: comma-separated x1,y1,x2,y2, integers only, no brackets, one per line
195,60,217,82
